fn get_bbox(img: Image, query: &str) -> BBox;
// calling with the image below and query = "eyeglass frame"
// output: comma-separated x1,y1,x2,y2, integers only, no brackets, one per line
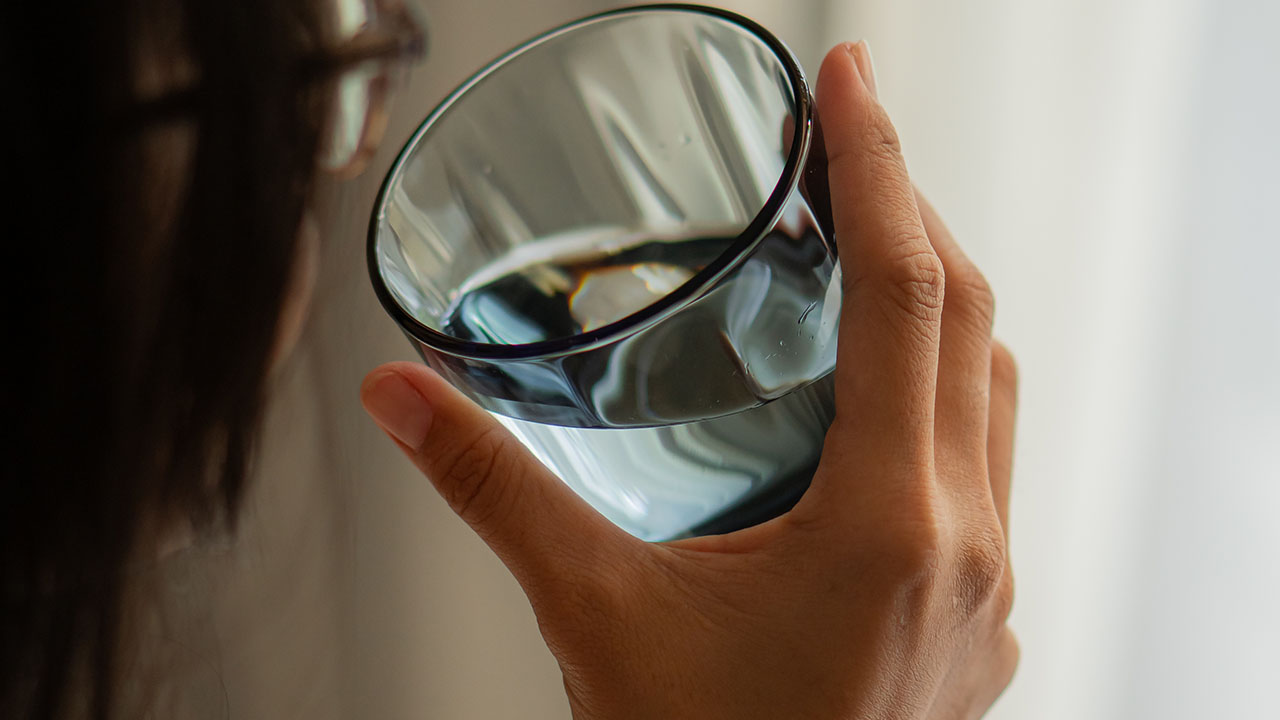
112,0,428,176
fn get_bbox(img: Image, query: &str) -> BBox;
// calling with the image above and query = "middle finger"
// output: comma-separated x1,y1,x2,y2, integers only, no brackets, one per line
915,190,996,479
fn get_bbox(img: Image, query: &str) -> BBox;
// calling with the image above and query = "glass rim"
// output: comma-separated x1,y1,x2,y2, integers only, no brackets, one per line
367,2,813,361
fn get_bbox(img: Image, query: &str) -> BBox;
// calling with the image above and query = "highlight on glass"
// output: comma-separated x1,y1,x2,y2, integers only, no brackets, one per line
369,4,841,540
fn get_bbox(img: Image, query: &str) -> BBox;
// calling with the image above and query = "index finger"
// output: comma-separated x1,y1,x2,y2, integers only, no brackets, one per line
809,44,943,493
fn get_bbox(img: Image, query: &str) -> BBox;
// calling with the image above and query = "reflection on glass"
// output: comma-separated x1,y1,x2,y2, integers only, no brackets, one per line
370,7,839,539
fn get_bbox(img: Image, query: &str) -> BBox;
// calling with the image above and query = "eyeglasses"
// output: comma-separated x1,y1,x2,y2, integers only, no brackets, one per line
314,0,427,176
120,0,427,177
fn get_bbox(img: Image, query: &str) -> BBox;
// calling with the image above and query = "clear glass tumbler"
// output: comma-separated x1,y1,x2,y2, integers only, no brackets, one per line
368,4,839,540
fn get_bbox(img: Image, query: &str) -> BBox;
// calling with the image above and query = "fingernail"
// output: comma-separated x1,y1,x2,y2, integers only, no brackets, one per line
850,40,879,99
362,371,433,450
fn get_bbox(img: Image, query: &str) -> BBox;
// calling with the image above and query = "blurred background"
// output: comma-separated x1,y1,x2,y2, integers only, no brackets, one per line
160,0,1280,718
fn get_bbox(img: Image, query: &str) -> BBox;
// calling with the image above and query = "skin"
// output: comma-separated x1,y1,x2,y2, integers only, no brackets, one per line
360,43,1018,720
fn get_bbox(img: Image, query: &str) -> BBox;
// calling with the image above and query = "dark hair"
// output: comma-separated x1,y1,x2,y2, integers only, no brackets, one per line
3,1,328,717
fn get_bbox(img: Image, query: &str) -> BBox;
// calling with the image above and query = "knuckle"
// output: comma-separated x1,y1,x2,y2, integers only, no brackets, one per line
865,107,905,163
953,529,1007,615
880,247,946,324
435,426,519,527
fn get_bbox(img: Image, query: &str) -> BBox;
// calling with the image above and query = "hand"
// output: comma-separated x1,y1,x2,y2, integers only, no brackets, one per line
361,41,1018,720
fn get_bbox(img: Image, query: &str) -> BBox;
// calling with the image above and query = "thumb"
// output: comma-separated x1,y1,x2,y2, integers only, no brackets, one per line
360,361,631,583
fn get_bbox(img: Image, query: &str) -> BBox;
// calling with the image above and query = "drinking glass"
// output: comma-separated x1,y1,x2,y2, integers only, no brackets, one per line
368,4,840,540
